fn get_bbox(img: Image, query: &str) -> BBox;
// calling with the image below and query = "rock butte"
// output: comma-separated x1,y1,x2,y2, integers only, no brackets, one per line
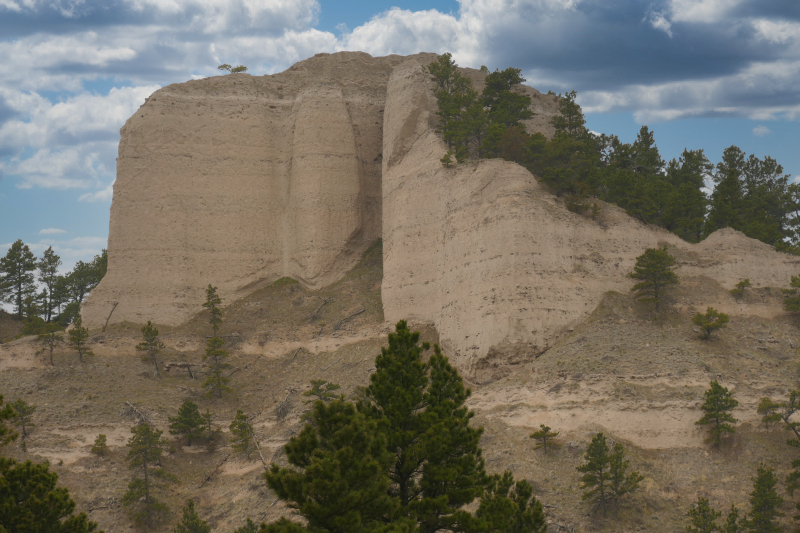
82,52,800,380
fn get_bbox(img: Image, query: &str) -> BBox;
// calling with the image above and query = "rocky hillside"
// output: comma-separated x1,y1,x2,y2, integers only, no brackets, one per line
4,241,800,532
6,51,800,532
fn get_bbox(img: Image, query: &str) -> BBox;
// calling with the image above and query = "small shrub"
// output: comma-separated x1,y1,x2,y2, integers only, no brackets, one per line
691,307,729,340
730,278,751,299
91,433,109,456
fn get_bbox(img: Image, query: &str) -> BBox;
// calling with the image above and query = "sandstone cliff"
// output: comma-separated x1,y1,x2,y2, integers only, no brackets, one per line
380,56,800,381
84,52,422,327
85,51,800,381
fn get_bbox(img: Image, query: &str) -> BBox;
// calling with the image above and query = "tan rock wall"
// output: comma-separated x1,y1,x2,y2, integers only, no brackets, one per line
381,57,800,382
83,52,413,328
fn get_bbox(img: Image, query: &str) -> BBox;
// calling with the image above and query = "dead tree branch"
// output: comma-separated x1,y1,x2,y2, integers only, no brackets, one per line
163,362,198,379
321,358,342,371
198,454,231,488
121,401,151,426
333,308,365,331
310,296,332,320
275,389,299,421
102,302,118,333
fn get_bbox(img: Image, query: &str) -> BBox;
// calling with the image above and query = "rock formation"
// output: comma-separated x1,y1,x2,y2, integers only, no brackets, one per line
84,52,800,380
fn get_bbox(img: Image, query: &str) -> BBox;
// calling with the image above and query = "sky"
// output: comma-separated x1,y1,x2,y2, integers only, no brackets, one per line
1,0,799,275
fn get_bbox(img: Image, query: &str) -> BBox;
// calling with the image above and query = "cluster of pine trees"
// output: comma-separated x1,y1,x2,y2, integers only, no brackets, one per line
0,239,107,335
429,56,800,250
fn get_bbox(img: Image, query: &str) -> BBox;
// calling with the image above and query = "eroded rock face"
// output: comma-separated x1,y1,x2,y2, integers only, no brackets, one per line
85,51,800,382
380,56,800,382
83,52,430,327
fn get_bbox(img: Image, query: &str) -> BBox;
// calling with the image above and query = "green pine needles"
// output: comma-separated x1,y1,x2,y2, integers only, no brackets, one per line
696,381,738,447
264,320,546,533
174,499,210,533
10,399,35,441
122,424,177,528
629,245,679,313
0,457,102,532
530,424,560,455
427,53,532,163
576,433,643,515
169,400,205,447
230,410,255,458
202,284,231,398
136,320,165,375
691,307,730,340
68,314,93,363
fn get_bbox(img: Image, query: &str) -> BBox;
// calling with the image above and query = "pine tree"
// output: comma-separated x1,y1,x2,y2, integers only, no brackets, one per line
629,245,679,312
550,90,587,138
0,239,37,319
201,409,221,451
169,400,205,447
201,285,230,398
686,496,720,533
608,442,644,503
303,380,341,403
469,471,547,533
174,499,210,533
706,146,745,236
136,321,165,375
91,434,109,456
756,398,782,429
696,381,738,447
202,284,222,335
230,410,255,458
10,399,35,440
36,323,64,366
0,395,18,446
0,457,102,532
741,465,783,533
359,321,485,532
68,314,93,362
785,275,800,314
122,424,177,528
37,246,62,323
577,433,642,515
691,307,730,340
203,335,231,398
265,399,398,533
530,424,560,454
730,279,752,299
722,504,740,533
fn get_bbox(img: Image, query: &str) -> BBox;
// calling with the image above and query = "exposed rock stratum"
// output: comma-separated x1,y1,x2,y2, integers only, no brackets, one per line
83,52,800,380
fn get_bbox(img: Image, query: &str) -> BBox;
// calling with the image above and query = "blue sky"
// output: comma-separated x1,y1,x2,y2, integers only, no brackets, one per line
1,0,799,274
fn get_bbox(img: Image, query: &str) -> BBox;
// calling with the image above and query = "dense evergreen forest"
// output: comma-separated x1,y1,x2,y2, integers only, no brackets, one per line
429,54,799,251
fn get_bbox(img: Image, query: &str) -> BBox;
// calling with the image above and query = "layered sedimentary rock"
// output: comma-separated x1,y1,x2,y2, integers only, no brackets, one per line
83,52,428,327
380,56,800,381
85,51,800,381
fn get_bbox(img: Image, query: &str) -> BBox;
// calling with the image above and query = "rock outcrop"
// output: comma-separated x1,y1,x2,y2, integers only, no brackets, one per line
380,56,800,381
84,51,800,381
84,52,419,327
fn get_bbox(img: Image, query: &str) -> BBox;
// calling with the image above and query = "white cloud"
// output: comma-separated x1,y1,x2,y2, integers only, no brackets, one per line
666,0,744,24
0,85,158,151
39,228,67,234
753,125,771,136
579,59,800,122
0,143,117,189
79,181,114,202
648,11,673,37
753,19,800,47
